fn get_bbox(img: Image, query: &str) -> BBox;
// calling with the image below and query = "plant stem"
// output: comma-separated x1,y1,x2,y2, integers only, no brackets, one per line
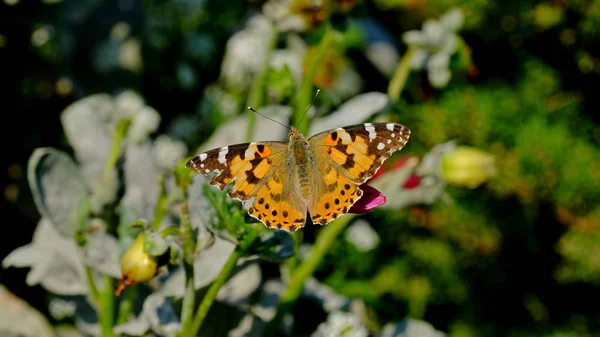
245,28,278,142
150,174,168,231
387,47,415,103
178,262,196,335
100,277,116,337
284,230,303,279
178,200,197,335
85,265,101,306
292,24,334,135
115,285,137,328
261,214,356,337
187,230,259,336
96,118,131,337
103,119,131,185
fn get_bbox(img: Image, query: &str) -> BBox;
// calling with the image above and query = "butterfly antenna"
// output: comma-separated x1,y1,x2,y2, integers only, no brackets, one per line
247,107,291,130
298,89,320,128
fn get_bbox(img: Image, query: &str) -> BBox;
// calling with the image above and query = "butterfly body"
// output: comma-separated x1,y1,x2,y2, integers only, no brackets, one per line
187,123,410,231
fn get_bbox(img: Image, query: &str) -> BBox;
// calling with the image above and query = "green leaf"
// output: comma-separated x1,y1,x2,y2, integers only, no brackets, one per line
247,229,294,262
144,231,170,257
27,147,89,237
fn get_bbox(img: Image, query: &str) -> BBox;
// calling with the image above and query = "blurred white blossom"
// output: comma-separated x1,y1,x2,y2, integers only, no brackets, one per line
48,297,77,320
379,319,446,337
153,135,188,171
128,106,161,143
113,91,161,143
263,0,307,32
220,15,275,90
402,8,464,88
345,220,380,252
312,311,368,337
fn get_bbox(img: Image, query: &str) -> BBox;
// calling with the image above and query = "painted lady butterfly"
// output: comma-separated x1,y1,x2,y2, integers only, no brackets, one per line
186,123,411,231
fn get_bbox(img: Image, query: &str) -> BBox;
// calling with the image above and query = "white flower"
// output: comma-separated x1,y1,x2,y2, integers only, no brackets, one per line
263,0,308,32
345,220,380,252
402,8,464,88
379,319,446,337
312,311,368,337
128,106,161,143
220,15,275,90
113,91,162,143
153,135,188,171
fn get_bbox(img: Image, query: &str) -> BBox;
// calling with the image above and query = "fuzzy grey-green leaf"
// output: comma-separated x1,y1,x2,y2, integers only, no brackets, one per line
27,148,89,237
0,285,56,337
84,231,121,278
2,218,88,295
144,231,170,257
60,94,115,183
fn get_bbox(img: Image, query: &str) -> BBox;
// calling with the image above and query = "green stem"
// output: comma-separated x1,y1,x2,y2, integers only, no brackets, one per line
187,230,259,336
115,286,137,327
387,47,415,103
85,265,101,306
292,24,334,135
245,28,278,142
100,277,116,337
96,118,131,337
178,262,196,334
261,214,356,337
103,119,131,185
284,229,303,279
150,174,168,230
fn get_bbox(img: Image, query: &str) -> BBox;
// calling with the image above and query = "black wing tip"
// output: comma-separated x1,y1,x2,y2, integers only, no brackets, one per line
185,157,197,169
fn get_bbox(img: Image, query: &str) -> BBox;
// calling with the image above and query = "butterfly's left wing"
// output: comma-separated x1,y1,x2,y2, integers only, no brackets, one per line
306,123,411,225
186,142,288,201
187,142,309,231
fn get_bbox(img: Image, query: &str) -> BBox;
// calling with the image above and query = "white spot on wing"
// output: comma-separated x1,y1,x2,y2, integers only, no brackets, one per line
218,147,228,164
386,139,391,144
199,153,207,161
244,146,256,160
365,123,376,140
204,168,210,173
386,123,395,131
377,142,385,150
200,163,205,168
339,129,352,144
391,133,395,138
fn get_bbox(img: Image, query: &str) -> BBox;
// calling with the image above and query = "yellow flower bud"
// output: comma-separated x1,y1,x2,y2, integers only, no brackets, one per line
115,233,158,296
442,146,497,189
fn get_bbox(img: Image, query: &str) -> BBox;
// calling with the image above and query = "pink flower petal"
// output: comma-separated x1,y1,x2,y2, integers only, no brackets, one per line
349,184,387,214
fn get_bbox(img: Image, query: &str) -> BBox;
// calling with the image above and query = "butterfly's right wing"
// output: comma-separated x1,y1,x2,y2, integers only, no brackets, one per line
305,123,411,225
186,142,308,231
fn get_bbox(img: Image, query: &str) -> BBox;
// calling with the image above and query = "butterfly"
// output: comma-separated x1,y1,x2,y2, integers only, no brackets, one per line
186,123,411,231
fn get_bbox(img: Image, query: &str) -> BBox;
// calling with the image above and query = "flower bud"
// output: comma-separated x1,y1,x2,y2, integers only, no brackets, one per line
115,233,158,296
442,146,497,189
